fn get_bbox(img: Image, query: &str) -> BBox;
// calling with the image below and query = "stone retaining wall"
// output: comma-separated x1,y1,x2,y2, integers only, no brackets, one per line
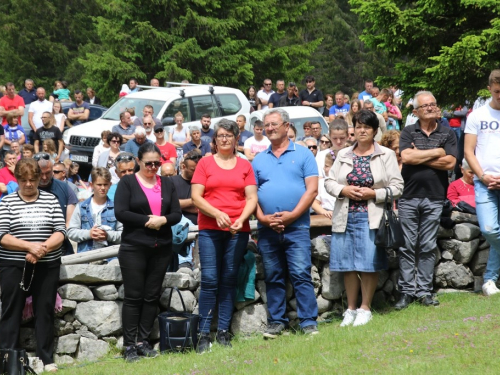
0,212,488,367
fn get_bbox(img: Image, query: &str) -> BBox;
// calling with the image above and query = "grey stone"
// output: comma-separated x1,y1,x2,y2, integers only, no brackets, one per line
28,357,44,374
59,265,122,283
311,237,330,262
103,336,117,345
321,268,344,300
316,295,333,314
256,280,267,304
474,276,484,293
20,328,36,351
479,240,490,250
453,223,481,242
194,286,200,300
55,334,80,354
162,273,198,290
107,258,120,267
311,265,321,296
286,279,294,301
235,291,260,310
149,318,160,340
434,262,474,288
116,336,124,351
93,285,119,301
437,226,454,239
439,238,479,264
72,320,82,330
193,268,201,282
75,301,122,338
442,250,454,261
58,284,94,302
451,212,479,225
372,290,386,308
76,337,109,362
177,267,194,277
159,289,196,312
435,288,471,294
470,249,490,276
289,298,297,311
255,254,265,280
376,270,389,290
76,329,98,340
287,311,298,320
386,249,399,270
54,354,75,365
383,279,394,294
54,319,74,336
117,285,124,300
56,299,77,318
230,303,268,335
63,311,75,323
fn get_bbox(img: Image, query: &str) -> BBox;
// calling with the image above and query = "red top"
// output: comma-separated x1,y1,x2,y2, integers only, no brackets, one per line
447,178,476,207
0,167,16,185
191,156,256,231
156,142,177,164
0,95,25,125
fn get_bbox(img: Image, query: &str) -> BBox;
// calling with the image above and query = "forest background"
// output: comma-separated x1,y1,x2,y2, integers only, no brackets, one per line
0,0,499,107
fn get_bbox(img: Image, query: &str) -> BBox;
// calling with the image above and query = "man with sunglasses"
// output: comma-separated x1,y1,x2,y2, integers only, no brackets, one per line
53,161,79,195
257,79,275,110
141,115,156,142
299,75,324,112
107,152,137,201
133,105,161,127
154,124,177,165
304,137,318,157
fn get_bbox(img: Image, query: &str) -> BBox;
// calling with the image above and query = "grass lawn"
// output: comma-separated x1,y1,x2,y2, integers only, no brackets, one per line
58,292,500,375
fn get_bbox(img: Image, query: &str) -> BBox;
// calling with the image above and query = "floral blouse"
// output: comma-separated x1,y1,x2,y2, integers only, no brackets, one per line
346,154,374,212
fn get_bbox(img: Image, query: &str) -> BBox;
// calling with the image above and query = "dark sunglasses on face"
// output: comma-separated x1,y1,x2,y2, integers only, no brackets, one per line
320,140,331,144
143,122,152,125
350,133,355,137
143,161,161,168
116,154,134,163
53,170,64,174
33,152,51,161
308,145,318,150
154,128,164,133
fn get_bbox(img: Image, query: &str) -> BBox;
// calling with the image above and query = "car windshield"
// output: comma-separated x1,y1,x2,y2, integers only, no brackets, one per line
101,97,165,121
291,117,329,139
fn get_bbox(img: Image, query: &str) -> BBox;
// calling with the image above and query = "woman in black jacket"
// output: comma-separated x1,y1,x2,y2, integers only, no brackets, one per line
114,142,182,362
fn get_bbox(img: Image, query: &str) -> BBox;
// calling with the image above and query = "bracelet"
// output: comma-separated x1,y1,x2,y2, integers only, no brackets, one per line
480,173,486,183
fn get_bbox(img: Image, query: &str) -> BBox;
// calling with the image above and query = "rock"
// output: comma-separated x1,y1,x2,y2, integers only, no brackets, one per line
76,329,98,340
193,268,201,282
469,249,489,276
28,357,44,374
54,319,74,336
434,262,474,288
58,284,94,302
442,250,454,261
474,276,484,293
439,238,479,264
256,280,267,304
116,336,124,351
162,273,198,290
437,226,454,239
235,291,260,310
255,254,265,280
311,265,321,296
76,337,109,362
316,295,332,314
159,289,196,312
451,212,479,225
103,336,117,345
177,267,194,277
54,354,75,365
383,279,394,294
453,223,481,242
63,311,75,323
107,258,120,267
286,280,294,301
117,285,124,300
311,236,330,262
287,311,298,320
321,268,344,300
194,286,200,300
55,334,80,354
372,290,386,308
93,285,119,301
20,328,36,351
72,320,82,330
59,265,122,283
75,301,122,338
56,299,77,318
376,270,389,290
386,249,399,270
289,298,297,311
479,240,490,250
435,247,442,266
230,304,268,335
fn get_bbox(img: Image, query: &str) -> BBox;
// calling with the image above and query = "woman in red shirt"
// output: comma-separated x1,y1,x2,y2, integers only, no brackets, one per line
191,119,258,353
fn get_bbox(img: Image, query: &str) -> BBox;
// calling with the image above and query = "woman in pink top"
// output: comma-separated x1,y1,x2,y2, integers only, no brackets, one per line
191,119,258,353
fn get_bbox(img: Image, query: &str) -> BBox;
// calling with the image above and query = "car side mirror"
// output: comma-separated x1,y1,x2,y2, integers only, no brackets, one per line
162,117,175,126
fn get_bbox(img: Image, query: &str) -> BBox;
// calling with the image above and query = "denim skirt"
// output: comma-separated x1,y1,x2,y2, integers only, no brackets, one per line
330,212,388,272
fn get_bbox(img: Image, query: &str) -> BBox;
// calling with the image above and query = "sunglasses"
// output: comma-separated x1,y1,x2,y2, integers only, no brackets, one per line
308,145,318,150
143,161,161,168
154,128,164,133
184,154,203,162
320,140,331,144
53,170,64,174
264,83,272,86
33,153,51,161
350,133,355,137
143,122,152,125
116,154,135,163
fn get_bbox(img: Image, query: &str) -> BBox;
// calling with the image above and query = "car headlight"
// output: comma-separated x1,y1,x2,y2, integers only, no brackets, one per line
62,130,70,144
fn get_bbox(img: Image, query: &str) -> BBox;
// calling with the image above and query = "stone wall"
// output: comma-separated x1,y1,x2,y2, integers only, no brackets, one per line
0,212,487,367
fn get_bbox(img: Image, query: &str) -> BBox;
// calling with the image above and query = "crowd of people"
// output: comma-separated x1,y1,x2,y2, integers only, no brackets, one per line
1,69,500,370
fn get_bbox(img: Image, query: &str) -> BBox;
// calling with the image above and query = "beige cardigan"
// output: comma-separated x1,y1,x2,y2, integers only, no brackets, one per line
324,142,404,232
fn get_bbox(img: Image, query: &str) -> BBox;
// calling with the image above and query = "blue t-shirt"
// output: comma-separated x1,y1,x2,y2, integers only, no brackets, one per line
238,130,254,147
69,101,90,125
329,104,350,116
358,90,372,102
124,139,152,156
183,140,211,156
200,128,214,144
253,141,318,229
268,92,286,108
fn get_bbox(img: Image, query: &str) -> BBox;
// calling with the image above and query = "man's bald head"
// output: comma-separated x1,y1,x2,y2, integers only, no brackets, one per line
160,163,176,177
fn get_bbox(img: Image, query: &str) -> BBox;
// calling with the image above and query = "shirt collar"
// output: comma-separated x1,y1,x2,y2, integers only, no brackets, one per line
264,139,296,154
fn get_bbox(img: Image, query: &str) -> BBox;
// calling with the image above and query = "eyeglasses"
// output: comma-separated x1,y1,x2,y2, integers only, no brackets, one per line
154,128,164,133
53,170,64,174
116,154,135,163
264,83,272,86
143,122,152,125
415,102,437,110
184,154,203,162
143,161,161,168
320,140,331,144
264,122,285,129
33,153,51,161
216,134,235,140
308,145,318,150
110,140,121,144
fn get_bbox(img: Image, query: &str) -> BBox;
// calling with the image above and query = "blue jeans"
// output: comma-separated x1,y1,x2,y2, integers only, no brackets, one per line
475,181,500,282
451,127,461,143
258,227,318,328
197,230,249,333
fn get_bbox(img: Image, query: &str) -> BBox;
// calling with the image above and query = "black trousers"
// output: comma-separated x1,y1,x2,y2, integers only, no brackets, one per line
0,262,60,365
118,244,172,347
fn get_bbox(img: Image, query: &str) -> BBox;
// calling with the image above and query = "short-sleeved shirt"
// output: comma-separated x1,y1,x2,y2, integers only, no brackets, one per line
257,89,275,110
18,89,37,105
243,136,271,155
191,156,256,232
182,140,211,156
253,141,318,228
28,99,53,129
358,90,372,102
268,92,286,108
464,104,500,177
34,125,62,145
200,128,214,144
238,130,254,147
124,139,153,156
69,101,90,125
299,88,324,112
156,142,178,164
170,174,197,224
112,123,136,147
370,98,387,115
329,104,350,117
0,95,25,126
399,121,457,200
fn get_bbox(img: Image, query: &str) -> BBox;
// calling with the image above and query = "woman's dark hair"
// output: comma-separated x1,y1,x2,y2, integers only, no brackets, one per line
247,85,257,98
107,132,123,145
212,119,239,154
137,142,161,160
353,109,379,132
289,123,297,136
15,158,41,180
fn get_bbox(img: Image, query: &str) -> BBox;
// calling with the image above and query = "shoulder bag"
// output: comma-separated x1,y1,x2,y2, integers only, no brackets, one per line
0,349,37,375
374,187,405,249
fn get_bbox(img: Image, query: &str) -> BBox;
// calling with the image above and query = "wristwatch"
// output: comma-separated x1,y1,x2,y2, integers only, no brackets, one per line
309,103,312,107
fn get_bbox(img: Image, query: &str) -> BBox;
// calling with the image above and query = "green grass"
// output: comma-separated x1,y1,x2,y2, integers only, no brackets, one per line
59,293,500,375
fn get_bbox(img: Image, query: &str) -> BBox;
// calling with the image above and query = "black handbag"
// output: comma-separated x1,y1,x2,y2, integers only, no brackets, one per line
374,187,405,249
158,287,200,353
0,349,36,375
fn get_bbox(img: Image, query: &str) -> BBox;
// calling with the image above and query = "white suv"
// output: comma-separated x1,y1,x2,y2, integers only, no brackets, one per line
63,84,250,165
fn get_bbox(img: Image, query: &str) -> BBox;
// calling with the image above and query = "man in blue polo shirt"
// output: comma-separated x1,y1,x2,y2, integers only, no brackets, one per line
182,125,211,156
328,91,350,121
18,79,37,105
252,108,319,339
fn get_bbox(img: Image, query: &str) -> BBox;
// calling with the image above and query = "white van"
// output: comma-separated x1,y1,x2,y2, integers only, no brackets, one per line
63,84,250,165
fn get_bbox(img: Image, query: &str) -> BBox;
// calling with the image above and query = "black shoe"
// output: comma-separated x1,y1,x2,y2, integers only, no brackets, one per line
124,345,141,363
216,330,232,347
419,295,440,306
197,333,212,354
263,323,286,339
394,294,414,310
136,341,158,358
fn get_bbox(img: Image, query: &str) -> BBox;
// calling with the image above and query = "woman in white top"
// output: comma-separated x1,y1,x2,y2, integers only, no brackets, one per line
52,101,68,132
168,112,190,169
92,130,111,167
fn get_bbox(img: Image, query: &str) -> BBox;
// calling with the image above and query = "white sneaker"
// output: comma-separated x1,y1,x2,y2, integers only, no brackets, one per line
353,308,372,327
44,363,58,372
340,309,357,327
482,280,500,296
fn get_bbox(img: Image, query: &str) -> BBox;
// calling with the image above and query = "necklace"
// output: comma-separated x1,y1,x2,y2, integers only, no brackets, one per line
461,178,473,192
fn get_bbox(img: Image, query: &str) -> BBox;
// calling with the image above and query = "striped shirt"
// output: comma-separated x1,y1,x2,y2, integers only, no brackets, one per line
0,190,66,265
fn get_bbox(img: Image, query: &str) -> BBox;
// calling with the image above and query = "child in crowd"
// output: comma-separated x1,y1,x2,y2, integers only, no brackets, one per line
312,150,340,218
43,139,58,161
64,159,85,188
51,81,71,102
22,144,35,159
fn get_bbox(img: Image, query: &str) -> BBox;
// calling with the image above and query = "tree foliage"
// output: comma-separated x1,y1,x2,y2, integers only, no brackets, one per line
350,0,500,105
